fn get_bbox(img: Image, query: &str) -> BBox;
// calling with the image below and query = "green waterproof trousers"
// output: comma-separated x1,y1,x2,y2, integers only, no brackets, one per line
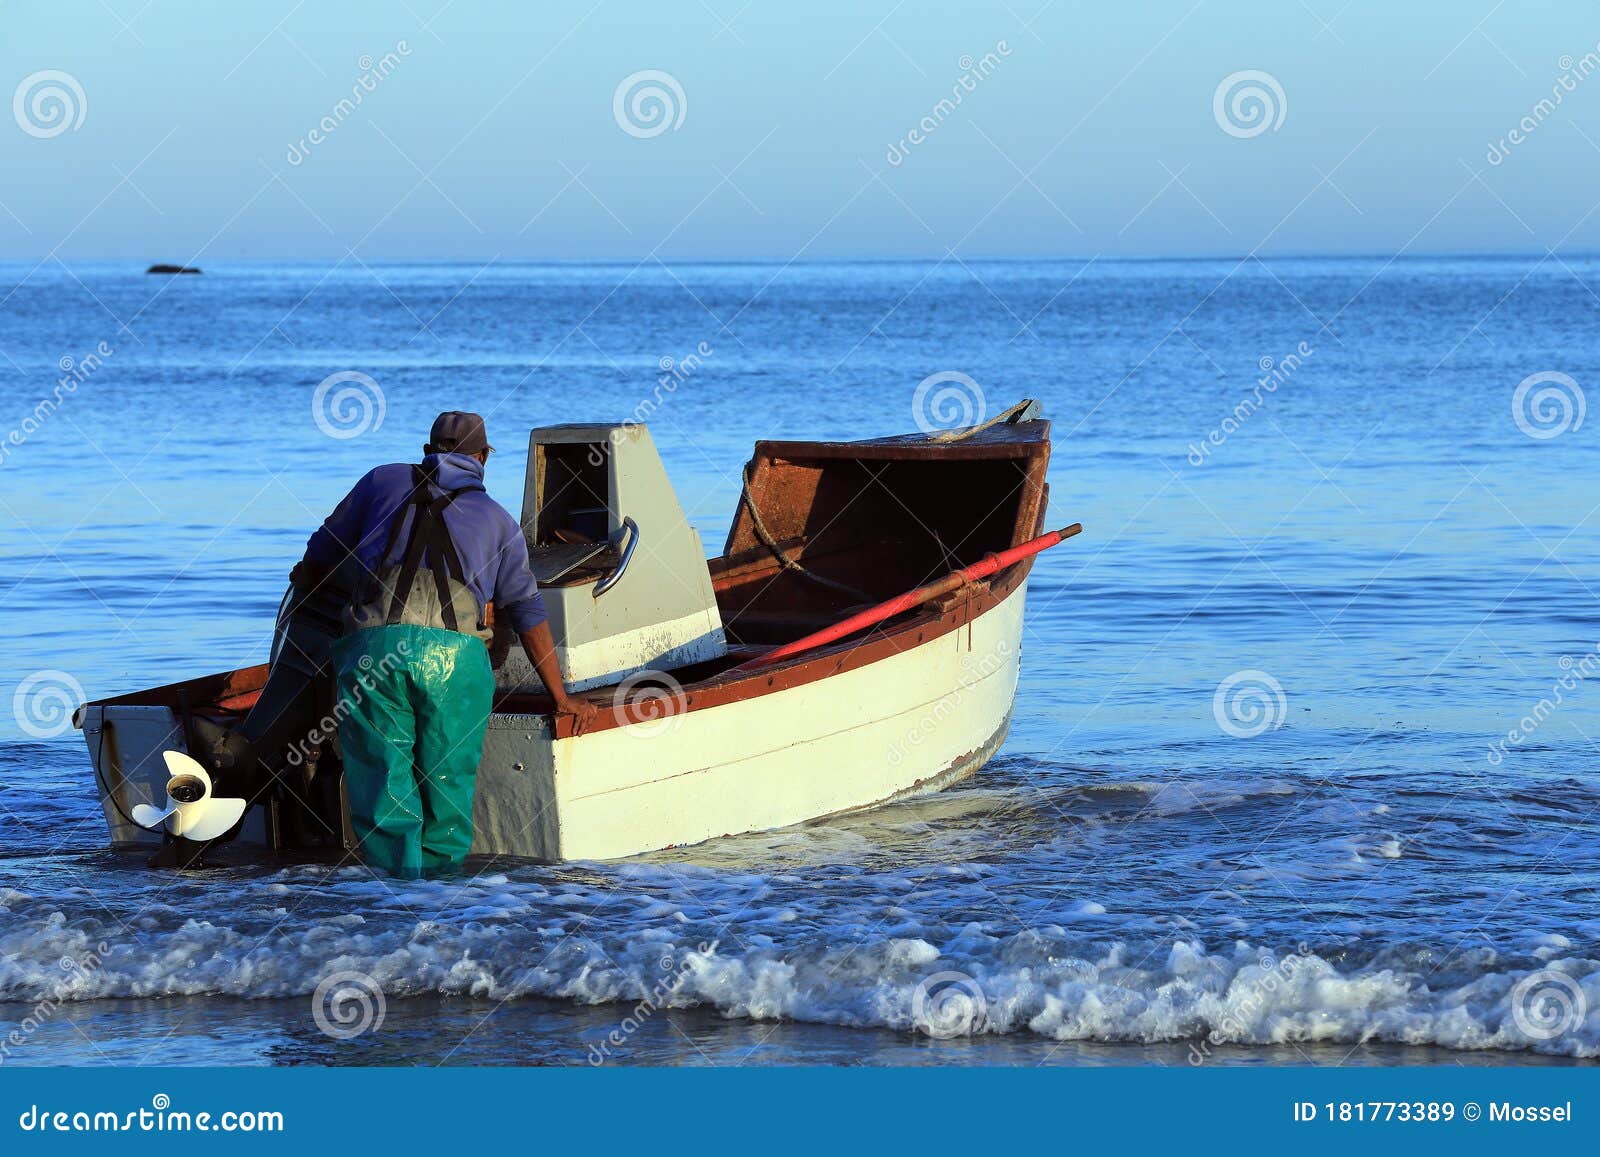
331,624,495,877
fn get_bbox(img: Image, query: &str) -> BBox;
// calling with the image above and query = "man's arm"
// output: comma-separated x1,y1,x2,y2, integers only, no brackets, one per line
519,622,598,734
489,514,599,733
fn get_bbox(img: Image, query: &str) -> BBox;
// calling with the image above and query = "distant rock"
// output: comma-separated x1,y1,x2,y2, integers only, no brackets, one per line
146,264,202,275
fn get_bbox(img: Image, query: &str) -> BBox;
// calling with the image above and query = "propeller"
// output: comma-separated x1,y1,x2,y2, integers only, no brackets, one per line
129,751,248,842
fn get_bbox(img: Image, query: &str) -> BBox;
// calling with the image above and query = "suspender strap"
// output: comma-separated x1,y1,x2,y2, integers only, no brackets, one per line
385,465,472,631
373,464,433,592
418,493,467,632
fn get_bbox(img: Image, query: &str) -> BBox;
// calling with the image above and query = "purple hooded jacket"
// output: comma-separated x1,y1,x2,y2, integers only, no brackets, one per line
302,451,547,633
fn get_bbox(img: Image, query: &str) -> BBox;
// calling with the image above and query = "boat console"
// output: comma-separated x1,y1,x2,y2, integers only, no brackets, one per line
492,422,728,693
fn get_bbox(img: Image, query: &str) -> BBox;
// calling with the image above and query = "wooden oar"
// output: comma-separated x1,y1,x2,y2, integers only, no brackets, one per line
730,522,1082,672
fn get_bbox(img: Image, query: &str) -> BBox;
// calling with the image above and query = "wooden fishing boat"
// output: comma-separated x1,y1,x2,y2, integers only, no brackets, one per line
75,404,1072,863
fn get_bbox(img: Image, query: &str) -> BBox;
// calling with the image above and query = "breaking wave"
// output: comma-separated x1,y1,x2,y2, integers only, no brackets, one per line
1,872,1594,1059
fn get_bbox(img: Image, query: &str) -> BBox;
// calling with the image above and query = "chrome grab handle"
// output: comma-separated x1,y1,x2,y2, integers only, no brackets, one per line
593,517,639,597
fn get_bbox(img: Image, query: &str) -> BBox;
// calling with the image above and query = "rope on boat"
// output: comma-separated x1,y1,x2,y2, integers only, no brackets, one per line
927,397,1038,443
739,462,874,603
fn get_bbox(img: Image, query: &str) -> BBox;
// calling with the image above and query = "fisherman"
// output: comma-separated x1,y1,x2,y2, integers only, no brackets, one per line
285,410,596,875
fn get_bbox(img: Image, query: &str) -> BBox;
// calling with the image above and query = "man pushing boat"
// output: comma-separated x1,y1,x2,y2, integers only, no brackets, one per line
82,405,1072,864
227,410,596,875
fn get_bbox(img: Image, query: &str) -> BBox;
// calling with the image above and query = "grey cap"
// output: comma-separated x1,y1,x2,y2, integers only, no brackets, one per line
429,411,494,454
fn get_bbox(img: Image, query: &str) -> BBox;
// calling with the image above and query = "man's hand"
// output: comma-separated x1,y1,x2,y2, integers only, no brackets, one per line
556,695,601,735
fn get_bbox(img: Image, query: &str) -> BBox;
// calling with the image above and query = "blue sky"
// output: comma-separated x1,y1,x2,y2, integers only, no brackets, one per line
3,0,1599,260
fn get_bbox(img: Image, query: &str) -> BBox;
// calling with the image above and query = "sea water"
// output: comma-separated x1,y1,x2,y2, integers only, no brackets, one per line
0,257,1596,1065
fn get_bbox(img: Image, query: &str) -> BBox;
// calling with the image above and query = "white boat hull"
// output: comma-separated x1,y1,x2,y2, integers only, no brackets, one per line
473,580,1025,860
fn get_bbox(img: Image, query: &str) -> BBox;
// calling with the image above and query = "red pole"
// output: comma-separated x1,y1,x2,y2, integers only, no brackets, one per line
730,523,1081,673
